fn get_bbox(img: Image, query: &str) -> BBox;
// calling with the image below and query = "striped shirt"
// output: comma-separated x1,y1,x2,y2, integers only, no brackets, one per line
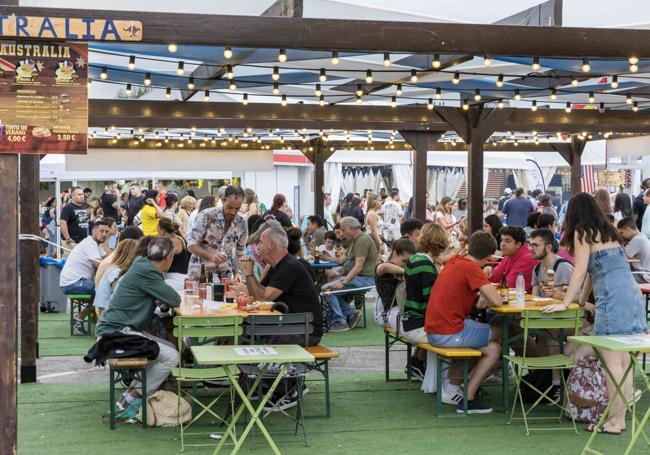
403,253,438,331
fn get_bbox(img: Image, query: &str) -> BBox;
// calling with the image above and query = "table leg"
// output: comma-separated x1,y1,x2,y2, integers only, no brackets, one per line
623,354,650,455
502,320,510,414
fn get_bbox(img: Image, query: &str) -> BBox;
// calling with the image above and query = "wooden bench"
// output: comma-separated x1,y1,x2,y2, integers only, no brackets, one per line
306,345,340,418
108,357,149,430
384,326,482,416
67,294,94,336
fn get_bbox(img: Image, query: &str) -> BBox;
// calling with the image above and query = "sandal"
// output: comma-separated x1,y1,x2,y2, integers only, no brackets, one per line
585,423,622,435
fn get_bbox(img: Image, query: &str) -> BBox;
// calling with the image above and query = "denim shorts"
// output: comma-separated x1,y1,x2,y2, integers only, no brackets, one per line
588,247,647,336
427,319,491,349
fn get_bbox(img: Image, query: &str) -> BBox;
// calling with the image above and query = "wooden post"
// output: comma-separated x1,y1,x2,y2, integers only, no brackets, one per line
0,154,18,455
20,154,39,383
552,136,586,196
400,131,442,221
467,140,485,234
313,140,326,219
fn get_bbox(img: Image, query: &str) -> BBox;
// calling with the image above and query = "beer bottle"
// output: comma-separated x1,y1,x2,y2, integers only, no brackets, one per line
199,264,207,284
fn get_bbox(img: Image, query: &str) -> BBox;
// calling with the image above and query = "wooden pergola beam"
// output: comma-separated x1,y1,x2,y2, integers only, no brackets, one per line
88,100,650,134
4,6,650,57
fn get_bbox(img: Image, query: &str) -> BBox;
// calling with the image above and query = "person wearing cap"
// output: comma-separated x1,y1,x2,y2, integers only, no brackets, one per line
141,190,164,236
498,188,513,212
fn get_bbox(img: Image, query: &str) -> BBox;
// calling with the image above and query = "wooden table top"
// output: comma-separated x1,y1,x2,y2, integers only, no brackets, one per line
488,294,577,314
174,291,280,317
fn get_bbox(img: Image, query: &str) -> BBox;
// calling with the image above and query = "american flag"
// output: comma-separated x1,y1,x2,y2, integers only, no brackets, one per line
0,58,16,72
581,165,597,194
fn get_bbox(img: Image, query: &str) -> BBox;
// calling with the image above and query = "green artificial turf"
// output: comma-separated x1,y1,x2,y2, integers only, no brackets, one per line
18,373,646,455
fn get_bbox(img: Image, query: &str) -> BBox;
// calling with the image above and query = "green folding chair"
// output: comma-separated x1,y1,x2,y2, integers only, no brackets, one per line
505,308,584,435
171,316,243,452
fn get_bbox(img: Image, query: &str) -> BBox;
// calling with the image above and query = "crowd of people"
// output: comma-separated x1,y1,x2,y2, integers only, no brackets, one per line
45,180,650,422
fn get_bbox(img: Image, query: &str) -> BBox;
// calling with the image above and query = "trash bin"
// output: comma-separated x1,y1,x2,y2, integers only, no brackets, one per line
39,256,67,313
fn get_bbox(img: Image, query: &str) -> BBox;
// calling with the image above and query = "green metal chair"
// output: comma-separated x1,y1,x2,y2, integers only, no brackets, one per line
171,316,243,452
505,308,584,435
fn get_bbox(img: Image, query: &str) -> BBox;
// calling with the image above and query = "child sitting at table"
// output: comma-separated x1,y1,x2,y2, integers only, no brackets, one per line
318,231,338,260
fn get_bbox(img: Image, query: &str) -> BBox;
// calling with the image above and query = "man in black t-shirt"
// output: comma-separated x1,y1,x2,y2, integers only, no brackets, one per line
125,183,145,226
240,226,322,344
60,187,90,246
100,181,120,222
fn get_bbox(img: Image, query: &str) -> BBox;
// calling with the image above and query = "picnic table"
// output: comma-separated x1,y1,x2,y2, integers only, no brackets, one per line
488,295,578,413
569,335,650,455
192,344,314,454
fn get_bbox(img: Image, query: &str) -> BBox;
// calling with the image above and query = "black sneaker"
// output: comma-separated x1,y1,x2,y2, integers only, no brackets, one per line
73,318,88,335
404,364,425,382
456,397,493,414
347,311,363,329
264,394,298,412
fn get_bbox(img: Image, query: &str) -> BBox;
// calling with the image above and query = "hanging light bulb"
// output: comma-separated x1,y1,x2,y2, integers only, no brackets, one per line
165,87,171,99
226,65,234,80
599,102,605,112
483,54,492,66
383,52,390,67
531,100,537,111
187,77,195,90
315,84,322,97
229,79,236,91
462,99,469,111
272,82,280,95
432,54,441,69
497,99,504,109
496,74,504,88
565,102,572,113
395,83,402,96
143,72,151,86
390,95,397,108
427,98,434,110
550,88,558,100
356,94,362,104
431,88,440,101
630,62,639,73
629,56,639,73
410,69,418,83
627,94,633,105
204,90,210,101
125,83,132,95
514,139,519,147
474,89,481,101
281,94,287,107
176,61,185,75
633,101,639,112
452,72,460,84
331,51,340,65
319,95,325,106
611,75,619,89
167,43,178,53
87,79,92,88
278,49,287,63
571,76,579,87
582,58,591,73
532,57,540,70
224,46,233,59
588,92,595,103
272,66,280,81
365,69,373,84
514,89,521,101
127,55,135,70
100,67,108,80
355,84,363,97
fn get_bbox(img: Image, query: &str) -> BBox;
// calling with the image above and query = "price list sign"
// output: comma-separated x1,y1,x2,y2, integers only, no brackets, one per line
0,41,88,154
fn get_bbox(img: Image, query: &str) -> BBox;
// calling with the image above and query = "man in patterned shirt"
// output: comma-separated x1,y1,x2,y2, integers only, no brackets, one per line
187,186,247,279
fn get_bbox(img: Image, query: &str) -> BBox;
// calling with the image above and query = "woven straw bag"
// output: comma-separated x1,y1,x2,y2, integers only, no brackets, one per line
136,390,191,427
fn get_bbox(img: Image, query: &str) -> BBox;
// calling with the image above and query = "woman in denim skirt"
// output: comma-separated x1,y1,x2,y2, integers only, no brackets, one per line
542,192,646,434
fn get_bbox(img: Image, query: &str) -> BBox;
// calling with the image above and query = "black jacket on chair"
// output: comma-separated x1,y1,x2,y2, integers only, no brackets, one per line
84,331,160,366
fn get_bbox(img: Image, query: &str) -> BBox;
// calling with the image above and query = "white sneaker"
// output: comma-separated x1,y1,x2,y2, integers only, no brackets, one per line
441,387,463,405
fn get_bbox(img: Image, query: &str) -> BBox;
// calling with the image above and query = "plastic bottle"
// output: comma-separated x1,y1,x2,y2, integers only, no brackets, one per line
515,272,526,308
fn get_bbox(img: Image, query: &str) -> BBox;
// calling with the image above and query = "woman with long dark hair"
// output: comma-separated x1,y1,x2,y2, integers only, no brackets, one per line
483,214,503,248
613,192,633,221
542,192,646,434
262,194,292,227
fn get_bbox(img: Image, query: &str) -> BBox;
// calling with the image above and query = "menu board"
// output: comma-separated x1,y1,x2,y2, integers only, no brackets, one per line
0,41,88,154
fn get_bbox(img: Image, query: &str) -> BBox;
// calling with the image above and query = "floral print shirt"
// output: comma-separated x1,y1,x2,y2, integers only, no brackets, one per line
187,207,248,278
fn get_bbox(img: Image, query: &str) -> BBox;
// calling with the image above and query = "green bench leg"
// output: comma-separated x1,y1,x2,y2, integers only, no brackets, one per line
406,343,413,381
109,366,147,430
109,367,116,430
385,332,391,382
436,355,443,416
324,361,331,418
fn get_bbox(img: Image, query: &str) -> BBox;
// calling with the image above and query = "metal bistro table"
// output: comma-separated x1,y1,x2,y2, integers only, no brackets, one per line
488,296,579,413
192,344,315,455
569,335,650,455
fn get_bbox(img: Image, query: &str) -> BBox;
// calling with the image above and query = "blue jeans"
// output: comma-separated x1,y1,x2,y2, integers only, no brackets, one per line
61,277,96,298
427,319,491,349
327,275,375,324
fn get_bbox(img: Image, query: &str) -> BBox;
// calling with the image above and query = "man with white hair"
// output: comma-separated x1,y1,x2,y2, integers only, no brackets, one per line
327,216,377,331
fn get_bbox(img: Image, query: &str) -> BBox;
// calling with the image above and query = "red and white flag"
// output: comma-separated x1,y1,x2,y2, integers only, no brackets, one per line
581,165,597,193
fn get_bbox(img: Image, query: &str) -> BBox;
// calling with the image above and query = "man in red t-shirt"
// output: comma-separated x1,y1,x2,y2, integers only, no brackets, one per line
486,225,539,293
425,231,502,414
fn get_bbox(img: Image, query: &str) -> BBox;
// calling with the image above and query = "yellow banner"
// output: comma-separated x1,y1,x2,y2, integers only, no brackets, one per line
0,15,142,41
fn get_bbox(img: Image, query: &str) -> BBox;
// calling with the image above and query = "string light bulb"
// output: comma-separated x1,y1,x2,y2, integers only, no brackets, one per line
319,68,327,82
281,94,287,107
531,100,537,111
629,56,639,72
177,61,184,76
167,43,178,53
331,51,340,65
410,69,418,83
187,77,195,90
496,74,504,88
582,58,591,73
125,83,132,95
356,94,362,104
427,98,433,110
588,92,595,103
315,84,322,97
395,83,402,96
483,54,492,66
224,46,233,59
474,89,481,101
550,88,557,100
391,95,397,108
319,95,326,106
165,87,171,99
226,65,234,80
599,102,605,112
462,99,469,111
497,99,504,109
532,57,540,70
432,54,441,69
204,90,210,102
452,72,460,84
229,80,236,91
611,75,619,89
143,72,151,86
565,102,572,113
242,93,249,105
435,87,442,100
272,66,280,81
278,49,287,63
272,82,280,95
383,52,390,67
571,76,579,87
627,94,633,105
127,55,135,70
514,89,521,101
100,67,108,80
365,69,373,84
633,101,639,112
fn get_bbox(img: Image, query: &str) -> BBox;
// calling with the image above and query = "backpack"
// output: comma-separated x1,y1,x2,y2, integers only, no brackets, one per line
315,282,333,334
533,258,570,282
373,277,406,328
520,369,553,403
564,355,608,424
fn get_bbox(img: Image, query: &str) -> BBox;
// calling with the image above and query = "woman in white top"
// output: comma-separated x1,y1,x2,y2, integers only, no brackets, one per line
162,193,181,227
365,193,384,254
434,196,464,240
